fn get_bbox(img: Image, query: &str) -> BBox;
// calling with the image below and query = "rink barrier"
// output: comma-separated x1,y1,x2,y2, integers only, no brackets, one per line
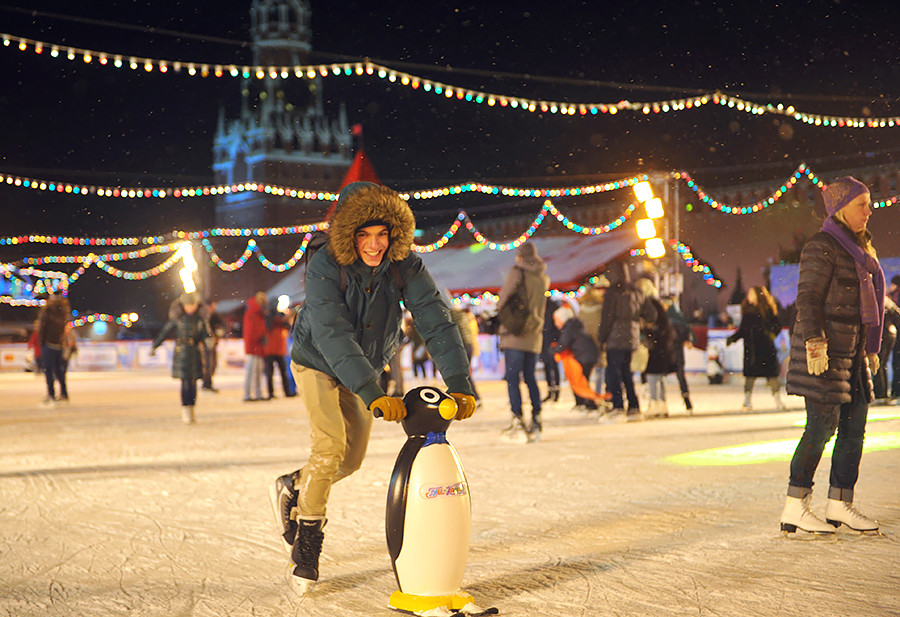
0,329,764,375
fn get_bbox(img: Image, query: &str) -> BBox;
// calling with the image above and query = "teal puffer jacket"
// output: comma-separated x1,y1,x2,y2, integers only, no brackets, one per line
291,247,473,406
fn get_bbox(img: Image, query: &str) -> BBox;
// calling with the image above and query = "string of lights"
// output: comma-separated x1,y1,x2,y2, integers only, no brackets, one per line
5,163,891,237
675,164,826,214
3,33,899,128
4,165,895,299
0,170,648,210
630,239,723,288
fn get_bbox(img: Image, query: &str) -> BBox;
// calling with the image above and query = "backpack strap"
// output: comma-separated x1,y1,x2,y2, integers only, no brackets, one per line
390,261,405,300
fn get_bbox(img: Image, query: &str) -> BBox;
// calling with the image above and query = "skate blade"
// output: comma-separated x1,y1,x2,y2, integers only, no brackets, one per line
826,521,883,536
286,565,315,595
780,523,837,538
457,603,500,616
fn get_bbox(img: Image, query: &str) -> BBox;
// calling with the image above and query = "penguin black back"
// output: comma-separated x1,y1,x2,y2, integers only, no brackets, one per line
386,387,458,571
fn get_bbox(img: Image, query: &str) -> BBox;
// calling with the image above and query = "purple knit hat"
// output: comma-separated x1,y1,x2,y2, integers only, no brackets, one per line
823,176,869,218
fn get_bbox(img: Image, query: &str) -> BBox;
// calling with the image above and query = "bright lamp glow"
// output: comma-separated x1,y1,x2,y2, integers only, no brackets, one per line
645,197,664,219
175,241,198,293
636,218,657,239
645,237,666,258
633,181,653,202
277,294,290,312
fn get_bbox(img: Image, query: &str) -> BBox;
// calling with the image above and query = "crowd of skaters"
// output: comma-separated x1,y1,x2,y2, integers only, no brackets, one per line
24,176,886,598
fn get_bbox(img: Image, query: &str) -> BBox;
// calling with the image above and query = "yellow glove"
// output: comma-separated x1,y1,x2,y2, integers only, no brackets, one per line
867,353,880,375
448,392,477,420
805,337,828,376
369,396,407,422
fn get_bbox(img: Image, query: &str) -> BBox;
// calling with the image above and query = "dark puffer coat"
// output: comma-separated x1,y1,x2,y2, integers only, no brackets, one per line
152,305,209,381
727,308,780,378
556,317,599,367
785,231,871,404
597,261,657,351
643,296,677,375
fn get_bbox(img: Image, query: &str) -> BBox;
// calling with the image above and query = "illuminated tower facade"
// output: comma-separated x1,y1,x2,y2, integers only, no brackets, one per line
210,0,352,302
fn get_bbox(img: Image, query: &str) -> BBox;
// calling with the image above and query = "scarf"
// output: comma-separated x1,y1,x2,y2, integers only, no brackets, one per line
821,217,885,354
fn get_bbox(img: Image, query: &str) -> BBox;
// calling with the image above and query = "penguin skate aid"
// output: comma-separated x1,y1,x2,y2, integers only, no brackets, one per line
384,387,498,616
266,182,478,595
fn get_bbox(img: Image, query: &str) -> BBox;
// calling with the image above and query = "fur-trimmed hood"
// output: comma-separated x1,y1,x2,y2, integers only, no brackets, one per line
327,182,416,266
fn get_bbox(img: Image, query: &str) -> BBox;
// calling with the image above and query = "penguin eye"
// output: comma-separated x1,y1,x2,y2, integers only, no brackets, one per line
419,389,440,404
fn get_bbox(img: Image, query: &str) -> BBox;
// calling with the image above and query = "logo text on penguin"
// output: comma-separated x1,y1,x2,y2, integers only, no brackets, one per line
420,482,468,499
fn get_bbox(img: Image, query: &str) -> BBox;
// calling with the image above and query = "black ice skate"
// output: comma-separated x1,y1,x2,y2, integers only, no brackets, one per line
291,517,326,593
269,470,300,551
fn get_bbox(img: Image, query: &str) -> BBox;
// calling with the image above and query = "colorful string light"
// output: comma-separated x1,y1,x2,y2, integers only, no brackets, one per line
4,33,900,128
6,164,893,300
0,172,339,208
677,163,826,214
630,239,723,288
69,312,136,328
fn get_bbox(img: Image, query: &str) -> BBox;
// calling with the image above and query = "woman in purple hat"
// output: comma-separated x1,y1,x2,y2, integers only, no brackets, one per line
782,176,884,535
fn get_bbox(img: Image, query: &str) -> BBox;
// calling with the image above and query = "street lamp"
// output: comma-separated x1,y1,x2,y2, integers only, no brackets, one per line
636,218,657,239
633,180,666,259
645,237,666,259
634,181,654,203
645,197,664,219
175,241,198,293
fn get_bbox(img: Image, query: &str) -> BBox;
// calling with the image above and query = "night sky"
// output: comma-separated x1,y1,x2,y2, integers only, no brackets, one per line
2,0,899,322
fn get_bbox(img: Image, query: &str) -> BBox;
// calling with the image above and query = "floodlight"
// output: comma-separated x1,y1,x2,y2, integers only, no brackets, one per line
634,181,653,202
636,218,656,239
645,197,664,219
645,237,666,258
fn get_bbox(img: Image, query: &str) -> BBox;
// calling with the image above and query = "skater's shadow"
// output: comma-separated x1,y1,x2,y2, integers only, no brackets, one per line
304,565,393,598
463,555,614,601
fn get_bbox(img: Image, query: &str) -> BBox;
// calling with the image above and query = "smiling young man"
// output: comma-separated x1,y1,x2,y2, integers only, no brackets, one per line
270,181,477,592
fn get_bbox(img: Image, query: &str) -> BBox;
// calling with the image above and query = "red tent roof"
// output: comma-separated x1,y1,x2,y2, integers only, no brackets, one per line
324,149,381,221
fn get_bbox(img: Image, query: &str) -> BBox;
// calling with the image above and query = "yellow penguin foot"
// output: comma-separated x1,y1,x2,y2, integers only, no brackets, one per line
388,590,474,614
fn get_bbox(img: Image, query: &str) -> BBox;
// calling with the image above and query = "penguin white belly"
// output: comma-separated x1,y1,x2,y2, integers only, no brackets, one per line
394,443,471,596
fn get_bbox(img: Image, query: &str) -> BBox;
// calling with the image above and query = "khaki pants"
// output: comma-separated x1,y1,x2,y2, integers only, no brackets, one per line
291,362,373,518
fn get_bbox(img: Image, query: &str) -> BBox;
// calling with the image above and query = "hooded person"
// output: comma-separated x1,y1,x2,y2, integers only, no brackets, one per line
497,241,551,441
597,259,657,421
782,176,883,534
150,291,209,424
271,181,476,592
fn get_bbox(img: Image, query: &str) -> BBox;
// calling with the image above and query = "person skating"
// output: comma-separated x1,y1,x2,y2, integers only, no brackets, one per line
662,295,695,413
540,295,562,404
782,176,883,534
201,300,225,392
242,291,267,401
150,291,209,424
35,294,72,406
597,259,657,421
635,278,677,419
727,286,786,412
269,182,476,593
552,304,603,415
497,242,550,441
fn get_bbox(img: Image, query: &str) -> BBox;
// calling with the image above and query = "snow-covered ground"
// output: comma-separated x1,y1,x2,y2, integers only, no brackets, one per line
2,367,898,617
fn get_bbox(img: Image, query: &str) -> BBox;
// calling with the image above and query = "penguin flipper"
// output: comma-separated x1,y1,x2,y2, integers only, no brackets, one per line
386,437,425,563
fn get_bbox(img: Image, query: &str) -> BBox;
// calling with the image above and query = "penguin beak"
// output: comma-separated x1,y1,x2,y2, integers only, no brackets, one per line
438,398,457,420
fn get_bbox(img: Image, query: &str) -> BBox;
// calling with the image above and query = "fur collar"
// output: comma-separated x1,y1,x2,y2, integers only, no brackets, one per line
327,183,416,266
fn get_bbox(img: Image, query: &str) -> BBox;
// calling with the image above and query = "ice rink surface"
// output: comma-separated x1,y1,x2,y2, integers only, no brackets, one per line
2,367,898,616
